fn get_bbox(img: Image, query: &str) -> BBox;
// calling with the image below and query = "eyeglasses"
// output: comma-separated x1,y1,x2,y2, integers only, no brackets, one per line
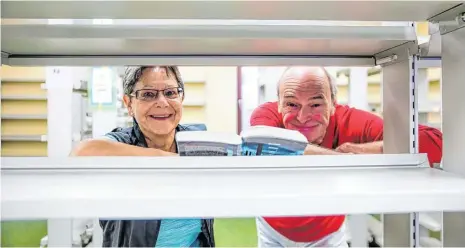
131,87,184,101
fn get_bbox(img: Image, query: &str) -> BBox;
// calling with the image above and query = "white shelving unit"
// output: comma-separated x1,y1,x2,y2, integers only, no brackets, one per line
2,1,465,247
3,154,465,220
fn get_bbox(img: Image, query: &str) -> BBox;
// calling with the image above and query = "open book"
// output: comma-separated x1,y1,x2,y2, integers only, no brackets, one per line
176,125,308,156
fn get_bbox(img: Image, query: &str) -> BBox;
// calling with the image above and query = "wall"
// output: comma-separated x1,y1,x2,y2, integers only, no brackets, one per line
177,66,238,133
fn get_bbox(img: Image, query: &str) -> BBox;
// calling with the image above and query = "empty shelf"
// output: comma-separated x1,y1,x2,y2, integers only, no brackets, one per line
2,23,416,66
1,114,47,120
1,135,46,142
1,95,47,100
2,154,465,220
2,1,462,21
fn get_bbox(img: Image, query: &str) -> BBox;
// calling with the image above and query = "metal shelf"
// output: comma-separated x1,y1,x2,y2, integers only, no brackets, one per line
1,95,47,100
1,135,47,142
2,154,465,220
1,114,47,120
2,22,417,66
1,1,462,21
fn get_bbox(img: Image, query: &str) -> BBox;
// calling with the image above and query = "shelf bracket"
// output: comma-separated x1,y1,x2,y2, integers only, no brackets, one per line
374,41,419,67
429,3,465,35
2,51,10,65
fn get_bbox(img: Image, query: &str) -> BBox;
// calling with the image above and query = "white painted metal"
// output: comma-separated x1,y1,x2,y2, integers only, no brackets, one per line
1,1,464,246
45,67,75,247
1,153,427,170
381,51,419,247
1,1,462,21
5,56,376,67
1,24,415,66
441,25,465,247
3,164,465,220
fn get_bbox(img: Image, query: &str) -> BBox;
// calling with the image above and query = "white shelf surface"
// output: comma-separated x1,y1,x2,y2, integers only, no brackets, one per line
1,135,46,142
1,23,416,66
1,1,462,21
3,154,465,220
1,114,47,120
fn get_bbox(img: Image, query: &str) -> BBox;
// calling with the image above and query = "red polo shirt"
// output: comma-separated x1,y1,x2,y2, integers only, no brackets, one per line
250,101,443,242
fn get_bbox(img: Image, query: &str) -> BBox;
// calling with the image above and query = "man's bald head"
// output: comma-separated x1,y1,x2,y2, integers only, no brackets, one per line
277,66,337,100
276,66,337,144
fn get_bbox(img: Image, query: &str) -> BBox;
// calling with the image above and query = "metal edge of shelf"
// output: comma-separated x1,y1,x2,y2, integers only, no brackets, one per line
2,24,416,66
4,56,376,67
1,153,428,170
2,24,417,40
428,2,465,23
1,1,463,21
1,114,47,120
1,135,47,142
0,95,47,100
0,78,46,83
2,165,465,219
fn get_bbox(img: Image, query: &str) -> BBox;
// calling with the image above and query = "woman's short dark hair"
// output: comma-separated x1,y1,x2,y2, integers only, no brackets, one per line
122,66,184,96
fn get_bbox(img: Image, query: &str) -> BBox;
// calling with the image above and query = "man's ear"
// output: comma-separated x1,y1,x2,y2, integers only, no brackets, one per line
277,99,283,114
122,95,133,117
330,97,337,115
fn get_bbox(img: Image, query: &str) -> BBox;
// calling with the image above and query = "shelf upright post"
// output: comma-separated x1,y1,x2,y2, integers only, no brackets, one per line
439,16,465,247
45,67,76,247
376,39,420,247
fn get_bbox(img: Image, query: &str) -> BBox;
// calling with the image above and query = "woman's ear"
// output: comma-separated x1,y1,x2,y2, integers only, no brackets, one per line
123,95,133,116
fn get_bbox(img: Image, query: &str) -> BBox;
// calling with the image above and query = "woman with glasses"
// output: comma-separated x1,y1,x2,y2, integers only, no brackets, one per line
71,66,214,247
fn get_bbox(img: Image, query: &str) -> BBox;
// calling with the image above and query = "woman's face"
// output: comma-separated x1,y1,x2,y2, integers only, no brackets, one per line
123,67,183,137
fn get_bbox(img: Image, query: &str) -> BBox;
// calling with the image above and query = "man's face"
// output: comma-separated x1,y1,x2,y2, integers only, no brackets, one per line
278,67,335,144
123,67,183,137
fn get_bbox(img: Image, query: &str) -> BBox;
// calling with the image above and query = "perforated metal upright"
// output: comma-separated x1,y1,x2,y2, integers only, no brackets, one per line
372,36,419,246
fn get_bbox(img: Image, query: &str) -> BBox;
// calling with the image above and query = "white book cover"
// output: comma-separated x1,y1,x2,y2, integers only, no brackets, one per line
176,126,308,156
176,131,242,156
240,126,308,156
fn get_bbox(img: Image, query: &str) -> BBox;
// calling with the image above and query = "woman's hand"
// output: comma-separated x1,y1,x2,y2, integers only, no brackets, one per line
71,139,180,157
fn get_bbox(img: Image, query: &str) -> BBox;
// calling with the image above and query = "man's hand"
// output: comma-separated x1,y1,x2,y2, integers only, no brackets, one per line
335,141,383,154
304,144,347,155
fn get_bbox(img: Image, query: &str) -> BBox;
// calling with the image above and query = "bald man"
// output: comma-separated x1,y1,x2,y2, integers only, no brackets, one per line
250,67,443,247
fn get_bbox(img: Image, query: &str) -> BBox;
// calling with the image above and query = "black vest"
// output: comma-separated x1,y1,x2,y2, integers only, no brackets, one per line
99,121,215,247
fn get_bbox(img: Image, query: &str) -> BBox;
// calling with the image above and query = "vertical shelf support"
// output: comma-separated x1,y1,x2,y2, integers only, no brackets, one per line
377,40,420,247
441,25,465,247
46,67,75,247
